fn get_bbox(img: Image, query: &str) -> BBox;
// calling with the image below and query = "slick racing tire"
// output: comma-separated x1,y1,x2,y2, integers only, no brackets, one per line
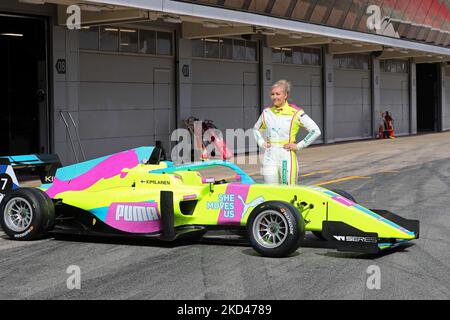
247,201,305,258
312,189,357,241
0,188,55,241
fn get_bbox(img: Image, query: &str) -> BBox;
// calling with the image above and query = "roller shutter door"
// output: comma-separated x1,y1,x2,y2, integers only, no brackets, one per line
191,59,259,153
380,72,409,135
272,64,323,144
78,52,175,158
444,66,450,130
334,68,371,140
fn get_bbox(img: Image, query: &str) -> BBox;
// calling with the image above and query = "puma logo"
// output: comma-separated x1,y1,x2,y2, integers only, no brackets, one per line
237,195,265,218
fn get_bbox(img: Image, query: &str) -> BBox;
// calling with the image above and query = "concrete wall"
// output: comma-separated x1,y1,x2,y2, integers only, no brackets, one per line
323,53,335,143
190,59,259,153
409,61,417,134
190,59,259,130
380,72,410,135
333,69,371,140
52,27,81,165
4,0,445,162
78,52,175,158
53,27,176,164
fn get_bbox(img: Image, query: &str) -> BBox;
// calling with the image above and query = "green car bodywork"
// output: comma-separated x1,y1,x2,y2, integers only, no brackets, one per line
1,146,419,255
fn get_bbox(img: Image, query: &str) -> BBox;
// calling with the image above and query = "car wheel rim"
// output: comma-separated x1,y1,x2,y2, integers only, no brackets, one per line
4,197,33,232
253,210,288,249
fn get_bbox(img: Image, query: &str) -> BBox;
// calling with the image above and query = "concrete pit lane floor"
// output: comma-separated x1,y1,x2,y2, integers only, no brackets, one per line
0,132,450,299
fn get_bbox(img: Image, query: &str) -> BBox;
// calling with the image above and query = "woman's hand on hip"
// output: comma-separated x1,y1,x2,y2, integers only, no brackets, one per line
283,143,298,151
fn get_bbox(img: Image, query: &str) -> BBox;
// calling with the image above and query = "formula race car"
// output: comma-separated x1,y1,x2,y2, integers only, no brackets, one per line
0,146,419,257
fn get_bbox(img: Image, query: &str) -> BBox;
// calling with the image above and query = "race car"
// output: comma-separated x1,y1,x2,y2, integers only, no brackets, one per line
0,145,419,257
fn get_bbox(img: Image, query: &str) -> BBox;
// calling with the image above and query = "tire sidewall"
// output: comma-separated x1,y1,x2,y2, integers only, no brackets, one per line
0,188,53,240
247,201,305,258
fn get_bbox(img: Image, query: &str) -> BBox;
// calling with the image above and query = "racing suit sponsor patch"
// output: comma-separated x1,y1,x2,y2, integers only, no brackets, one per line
282,160,288,184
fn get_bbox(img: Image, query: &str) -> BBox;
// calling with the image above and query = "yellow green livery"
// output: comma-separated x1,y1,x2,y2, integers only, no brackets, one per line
0,146,419,257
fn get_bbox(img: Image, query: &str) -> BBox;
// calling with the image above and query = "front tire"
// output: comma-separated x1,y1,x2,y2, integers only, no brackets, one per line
247,201,305,258
0,188,54,240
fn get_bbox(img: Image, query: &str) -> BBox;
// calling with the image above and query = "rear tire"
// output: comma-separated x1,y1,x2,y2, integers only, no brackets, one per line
0,188,54,240
247,201,305,258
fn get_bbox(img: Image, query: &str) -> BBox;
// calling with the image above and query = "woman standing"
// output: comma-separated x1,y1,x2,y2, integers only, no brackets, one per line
253,80,321,185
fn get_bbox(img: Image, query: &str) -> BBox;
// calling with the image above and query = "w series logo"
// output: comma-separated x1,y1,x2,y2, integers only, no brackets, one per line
333,235,377,243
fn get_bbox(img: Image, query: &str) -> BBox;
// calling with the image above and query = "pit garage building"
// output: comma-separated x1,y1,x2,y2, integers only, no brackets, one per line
1,0,450,164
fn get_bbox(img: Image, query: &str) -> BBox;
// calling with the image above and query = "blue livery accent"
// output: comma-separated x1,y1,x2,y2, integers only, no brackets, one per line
56,157,108,181
90,207,108,222
353,204,415,236
323,190,338,197
134,146,156,164
55,146,155,181
0,155,42,166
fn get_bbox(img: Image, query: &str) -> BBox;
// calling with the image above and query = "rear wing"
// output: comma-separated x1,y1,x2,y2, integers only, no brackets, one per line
0,154,62,201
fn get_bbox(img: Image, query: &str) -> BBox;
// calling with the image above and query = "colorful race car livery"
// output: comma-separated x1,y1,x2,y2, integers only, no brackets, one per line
0,146,419,257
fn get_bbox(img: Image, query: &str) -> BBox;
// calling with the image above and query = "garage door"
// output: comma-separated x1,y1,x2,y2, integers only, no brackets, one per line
77,26,175,159
334,54,371,141
380,60,410,135
444,66,450,131
190,38,259,153
272,47,323,144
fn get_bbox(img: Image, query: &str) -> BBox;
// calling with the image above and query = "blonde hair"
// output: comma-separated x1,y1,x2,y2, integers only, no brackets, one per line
272,80,291,95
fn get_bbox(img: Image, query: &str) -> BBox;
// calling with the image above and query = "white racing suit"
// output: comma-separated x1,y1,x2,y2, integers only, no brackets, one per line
253,102,321,185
